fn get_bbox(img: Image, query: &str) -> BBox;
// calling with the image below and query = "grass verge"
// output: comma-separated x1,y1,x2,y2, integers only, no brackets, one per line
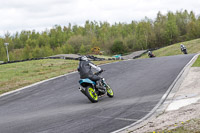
0,59,116,95
141,38,200,58
192,55,200,67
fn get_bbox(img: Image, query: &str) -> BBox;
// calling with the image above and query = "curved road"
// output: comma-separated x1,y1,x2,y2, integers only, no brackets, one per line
0,54,195,133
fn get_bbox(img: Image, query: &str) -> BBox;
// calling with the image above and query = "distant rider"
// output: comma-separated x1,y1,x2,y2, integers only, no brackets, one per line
148,51,155,58
180,44,187,54
77,56,104,90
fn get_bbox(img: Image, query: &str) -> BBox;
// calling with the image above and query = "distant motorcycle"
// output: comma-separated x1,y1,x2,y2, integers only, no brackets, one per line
78,70,114,103
181,47,187,54
148,51,156,58
148,54,156,58
180,44,187,54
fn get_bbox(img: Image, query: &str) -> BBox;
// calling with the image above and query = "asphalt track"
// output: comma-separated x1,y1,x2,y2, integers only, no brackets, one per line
0,54,195,133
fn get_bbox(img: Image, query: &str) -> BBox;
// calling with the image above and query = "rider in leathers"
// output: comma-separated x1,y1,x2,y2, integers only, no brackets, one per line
77,56,104,90
180,44,187,54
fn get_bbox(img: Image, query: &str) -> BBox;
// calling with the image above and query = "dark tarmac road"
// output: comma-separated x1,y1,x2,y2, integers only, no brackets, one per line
0,54,195,133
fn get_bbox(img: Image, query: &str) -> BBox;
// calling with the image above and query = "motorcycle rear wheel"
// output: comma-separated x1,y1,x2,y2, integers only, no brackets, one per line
85,86,98,103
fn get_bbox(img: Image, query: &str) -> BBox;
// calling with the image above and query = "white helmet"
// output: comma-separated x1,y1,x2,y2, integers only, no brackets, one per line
80,56,88,61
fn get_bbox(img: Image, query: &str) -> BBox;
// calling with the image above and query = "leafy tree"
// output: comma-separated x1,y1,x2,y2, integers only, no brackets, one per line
23,44,32,59
164,12,179,44
125,35,137,51
1,9,200,60
13,32,23,49
54,46,63,55
79,44,86,54
62,44,74,54
29,30,40,40
26,39,37,48
186,21,198,39
110,40,127,54
186,11,199,39
67,35,89,53
19,31,30,47
38,32,49,47
175,10,189,37
40,45,53,57
9,49,23,61
0,44,6,61
63,25,73,41
32,45,41,58
135,19,155,49
49,28,57,48
154,11,167,47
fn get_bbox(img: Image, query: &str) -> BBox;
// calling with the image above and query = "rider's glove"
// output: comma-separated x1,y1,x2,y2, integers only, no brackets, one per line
99,69,103,73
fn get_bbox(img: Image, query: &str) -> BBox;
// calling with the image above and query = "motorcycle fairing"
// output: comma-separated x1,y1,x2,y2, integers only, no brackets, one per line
79,78,96,85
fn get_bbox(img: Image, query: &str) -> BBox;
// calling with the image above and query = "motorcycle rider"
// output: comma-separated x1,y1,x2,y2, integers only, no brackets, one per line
180,44,187,54
148,51,155,58
77,56,105,91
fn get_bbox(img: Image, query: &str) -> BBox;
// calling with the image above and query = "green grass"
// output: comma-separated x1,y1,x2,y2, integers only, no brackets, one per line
192,55,200,67
0,59,116,95
141,38,200,58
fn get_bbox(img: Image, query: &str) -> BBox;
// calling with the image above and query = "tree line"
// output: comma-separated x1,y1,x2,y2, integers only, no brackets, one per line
0,10,200,62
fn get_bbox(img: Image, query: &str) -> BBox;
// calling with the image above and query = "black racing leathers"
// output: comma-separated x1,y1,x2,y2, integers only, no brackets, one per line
78,60,101,81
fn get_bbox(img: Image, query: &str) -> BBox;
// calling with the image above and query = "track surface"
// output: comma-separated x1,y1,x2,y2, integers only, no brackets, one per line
0,54,195,133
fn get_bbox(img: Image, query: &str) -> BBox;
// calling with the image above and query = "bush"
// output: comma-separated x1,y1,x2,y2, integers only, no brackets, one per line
110,40,127,54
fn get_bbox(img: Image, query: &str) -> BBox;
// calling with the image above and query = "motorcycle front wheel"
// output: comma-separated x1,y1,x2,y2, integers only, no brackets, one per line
85,86,98,103
105,84,114,98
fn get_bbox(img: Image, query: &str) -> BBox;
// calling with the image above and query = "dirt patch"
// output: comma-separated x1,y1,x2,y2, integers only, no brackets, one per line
127,101,200,132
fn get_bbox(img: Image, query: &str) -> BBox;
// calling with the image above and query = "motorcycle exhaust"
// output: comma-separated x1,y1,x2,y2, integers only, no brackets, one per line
79,87,86,96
